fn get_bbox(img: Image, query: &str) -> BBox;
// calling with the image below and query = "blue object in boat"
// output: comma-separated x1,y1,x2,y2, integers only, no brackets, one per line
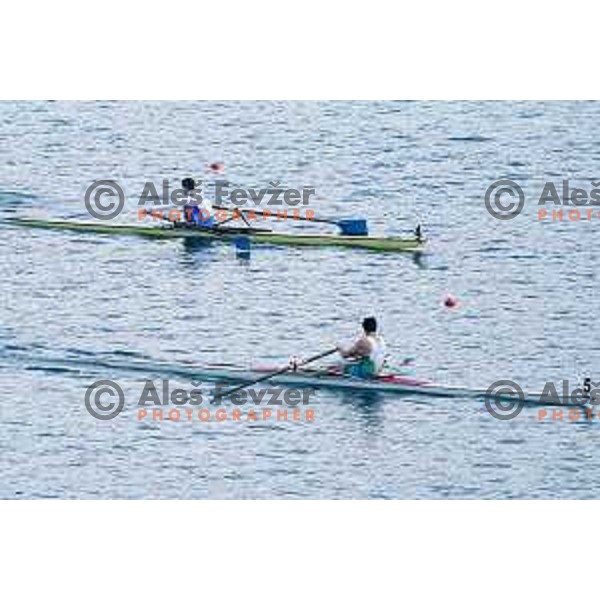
338,219,368,236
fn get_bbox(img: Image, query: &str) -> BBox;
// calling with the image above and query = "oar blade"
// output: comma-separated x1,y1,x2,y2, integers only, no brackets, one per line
337,219,369,236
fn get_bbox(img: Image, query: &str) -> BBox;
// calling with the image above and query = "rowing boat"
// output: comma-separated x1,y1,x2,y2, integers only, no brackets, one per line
4,217,424,253
21,351,579,407
186,364,564,405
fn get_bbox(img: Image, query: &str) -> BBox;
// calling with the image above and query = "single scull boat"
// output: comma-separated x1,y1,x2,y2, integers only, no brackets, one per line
4,217,424,253
192,365,555,403
21,353,583,407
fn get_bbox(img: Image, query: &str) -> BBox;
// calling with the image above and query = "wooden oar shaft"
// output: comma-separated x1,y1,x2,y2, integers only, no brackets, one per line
143,210,174,223
214,348,337,399
212,205,339,226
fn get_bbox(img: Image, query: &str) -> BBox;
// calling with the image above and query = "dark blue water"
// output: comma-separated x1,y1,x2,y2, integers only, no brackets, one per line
1,101,599,498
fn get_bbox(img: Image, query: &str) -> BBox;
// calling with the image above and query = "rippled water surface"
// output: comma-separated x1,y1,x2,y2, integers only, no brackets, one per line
1,101,599,498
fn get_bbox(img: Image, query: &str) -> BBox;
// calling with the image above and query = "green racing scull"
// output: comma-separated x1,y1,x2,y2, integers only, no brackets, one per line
4,217,424,253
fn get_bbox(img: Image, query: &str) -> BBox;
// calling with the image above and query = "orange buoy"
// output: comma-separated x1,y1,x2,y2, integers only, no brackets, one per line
209,162,225,173
444,294,459,309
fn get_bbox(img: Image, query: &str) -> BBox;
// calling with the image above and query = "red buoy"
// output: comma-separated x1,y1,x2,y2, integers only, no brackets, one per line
444,294,459,309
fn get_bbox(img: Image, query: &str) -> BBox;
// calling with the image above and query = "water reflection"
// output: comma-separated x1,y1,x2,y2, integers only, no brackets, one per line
327,389,387,430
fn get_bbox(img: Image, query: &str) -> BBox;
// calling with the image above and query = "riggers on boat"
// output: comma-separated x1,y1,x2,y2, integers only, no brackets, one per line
4,217,425,253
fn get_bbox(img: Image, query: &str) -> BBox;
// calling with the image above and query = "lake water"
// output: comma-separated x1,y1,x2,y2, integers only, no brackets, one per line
1,100,599,498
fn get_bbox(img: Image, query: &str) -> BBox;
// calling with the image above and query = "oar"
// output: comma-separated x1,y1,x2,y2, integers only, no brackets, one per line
213,348,338,400
212,205,368,236
199,169,369,234
140,210,176,225
143,207,227,229
143,202,258,231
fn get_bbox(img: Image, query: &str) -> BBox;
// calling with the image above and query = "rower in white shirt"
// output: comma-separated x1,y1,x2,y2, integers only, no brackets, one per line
336,317,387,378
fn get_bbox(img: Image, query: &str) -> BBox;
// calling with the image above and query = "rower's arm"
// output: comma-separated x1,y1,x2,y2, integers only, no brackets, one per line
337,338,371,359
